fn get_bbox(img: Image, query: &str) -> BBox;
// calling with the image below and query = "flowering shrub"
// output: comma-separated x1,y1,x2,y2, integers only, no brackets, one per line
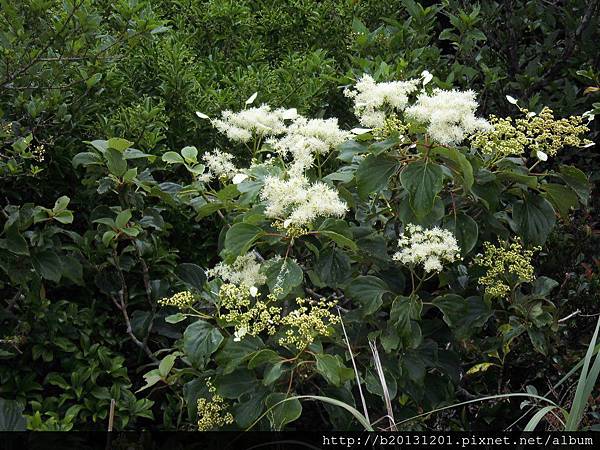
70,73,594,430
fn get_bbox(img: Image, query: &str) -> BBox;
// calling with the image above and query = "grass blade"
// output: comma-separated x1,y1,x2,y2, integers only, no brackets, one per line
565,316,600,430
246,394,373,431
524,405,565,431
368,340,396,430
337,308,370,425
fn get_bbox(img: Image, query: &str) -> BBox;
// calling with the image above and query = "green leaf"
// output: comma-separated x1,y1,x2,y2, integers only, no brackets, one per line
0,399,26,431
265,393,302,430
532,276,559,297
263,258,303,298
442,213,478,254
345,276,390,316
248,349,280,369
559,165,590,205
215,336,264,374
182,320,223,368
215,369,258,399
222,223,264,260
355,154,398,199
513,193,556,245
61,255,83,285
102,230,117,246
165,313,186,324
52,196,70,212
72,152,102,168
3,228,28,255
317,230,357,251
263,362,286,385
432,294,467,328
390,295,422,344
400,160,444,217
365,369,397,399
158,354,177,378
527,328,548,356
181,146,198,163
176,263,206,291
315,354,354,387
162,151,184,164
123,167,138,183
115,209,132,229
315,247,351,288
136,369,162,393
31,250,62,282
107,137,133,152
432,147,473,190
85,73,103,88
337,140,368,162
541,183,579,218
368,134,400,155
397,196,445,227
53,210,73,224
106,148,127,177
234,391,267,428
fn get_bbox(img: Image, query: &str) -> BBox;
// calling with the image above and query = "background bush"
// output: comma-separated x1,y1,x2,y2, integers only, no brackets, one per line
1,0,598,430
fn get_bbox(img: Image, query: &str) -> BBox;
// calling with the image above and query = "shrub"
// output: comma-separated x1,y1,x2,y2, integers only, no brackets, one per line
70,76,593,430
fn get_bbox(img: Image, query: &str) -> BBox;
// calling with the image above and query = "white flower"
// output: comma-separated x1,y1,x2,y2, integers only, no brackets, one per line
232,173,248,184
211,105,298,142
506,95,518,105
344,74,421,127
350,127,372,134
405,89,491,145
536,150,548,161
267,116,351,176
233,326,248,342
245,92,258,105
206,252,266,288
202,149,238,180
392,224,460,273
260,175,347,228
421,70,433,86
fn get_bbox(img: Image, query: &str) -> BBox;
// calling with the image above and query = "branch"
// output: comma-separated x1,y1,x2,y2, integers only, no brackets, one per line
0,0,85,89
111,250,158,363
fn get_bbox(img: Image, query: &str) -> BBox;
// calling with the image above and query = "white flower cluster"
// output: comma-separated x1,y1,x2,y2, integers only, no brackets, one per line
211,105,298,142
393,224,460,273
267,116,351,176
206,252,266,290
344,74,421,128
405,89,491,145
261,175,347,228
202,149,238,181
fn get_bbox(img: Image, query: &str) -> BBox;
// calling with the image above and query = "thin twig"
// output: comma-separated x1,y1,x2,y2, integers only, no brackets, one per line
0,0,85,89
558,309,581,323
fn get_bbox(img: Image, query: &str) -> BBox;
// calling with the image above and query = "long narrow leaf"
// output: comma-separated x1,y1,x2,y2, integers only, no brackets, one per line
565,316,600,430
391,393,558,428
524,405,566,431
505,341,600,430
246,395,373,431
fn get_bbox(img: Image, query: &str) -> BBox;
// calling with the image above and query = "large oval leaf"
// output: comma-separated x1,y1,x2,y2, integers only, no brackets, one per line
400,160,444,218
355,154,398,199
222,223,264,260
183,320,223,368
512,193,556,245
344,276,390,316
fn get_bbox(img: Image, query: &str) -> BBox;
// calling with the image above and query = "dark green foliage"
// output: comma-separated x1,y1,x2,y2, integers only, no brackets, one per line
1,0,599,431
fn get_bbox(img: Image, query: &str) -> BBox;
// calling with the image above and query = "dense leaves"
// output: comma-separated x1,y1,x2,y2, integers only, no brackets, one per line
1,0,599,433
